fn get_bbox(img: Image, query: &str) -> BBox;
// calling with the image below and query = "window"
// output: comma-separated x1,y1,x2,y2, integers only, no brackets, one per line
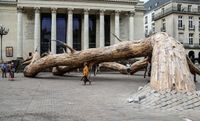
199,34,200,45
161,19,166,31
189,33,193,45
56,14,67,54
152,23,155,33
148,6,152,10
198,6,200,12
151,13,154,21
89,15,96,48
145,26,148,35
162,8,165,14
105,15,110,46
199,17,200,30
155,2,158,7
5,47,13,57
145,16,148,24
73,14,82,50
188,5,192,12
41,13,51,55
178,33,184,44
178,16,183,28
189,16,193,28
177,4,182,11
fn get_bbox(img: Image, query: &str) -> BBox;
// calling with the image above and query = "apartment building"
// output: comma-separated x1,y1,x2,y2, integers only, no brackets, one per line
145,0,200,62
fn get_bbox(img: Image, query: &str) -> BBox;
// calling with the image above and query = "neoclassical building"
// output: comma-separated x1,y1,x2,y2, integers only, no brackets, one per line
0,0,144,61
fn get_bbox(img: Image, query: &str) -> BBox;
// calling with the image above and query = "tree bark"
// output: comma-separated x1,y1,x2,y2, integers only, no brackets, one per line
24,32,196,92
187,56,200,75
99,62,128,74
149,33,195,91
130,58,148,75
24,39,151,77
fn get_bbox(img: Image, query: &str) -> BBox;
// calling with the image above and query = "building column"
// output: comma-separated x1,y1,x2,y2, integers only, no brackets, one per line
67,8,73,51
51,8,57,54
114,10,120,44
129,11,135,41
34,7,40,54
82,9,89,50
99,9,105,47
17,7,23,59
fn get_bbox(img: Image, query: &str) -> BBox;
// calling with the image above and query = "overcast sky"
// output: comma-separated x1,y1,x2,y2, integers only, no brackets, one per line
140,0,149,3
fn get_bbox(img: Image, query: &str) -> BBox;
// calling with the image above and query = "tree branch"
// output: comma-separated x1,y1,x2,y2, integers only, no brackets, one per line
52,40,76,54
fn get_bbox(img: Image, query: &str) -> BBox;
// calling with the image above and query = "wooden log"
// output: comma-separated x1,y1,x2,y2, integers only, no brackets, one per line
24,39,151,77
130,58,148,75
99,62,128,74
187,56,200,75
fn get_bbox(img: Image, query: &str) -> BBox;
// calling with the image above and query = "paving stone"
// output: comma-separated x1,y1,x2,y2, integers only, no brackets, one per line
137,86,143,91
171,90,177,94
196,91,200,96
186,92,193,96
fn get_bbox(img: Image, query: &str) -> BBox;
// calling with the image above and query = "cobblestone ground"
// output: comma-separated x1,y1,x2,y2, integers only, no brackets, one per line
0,72,199,121
129,84,200,111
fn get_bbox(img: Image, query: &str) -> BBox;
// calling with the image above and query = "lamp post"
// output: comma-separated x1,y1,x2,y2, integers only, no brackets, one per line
0,25,9,62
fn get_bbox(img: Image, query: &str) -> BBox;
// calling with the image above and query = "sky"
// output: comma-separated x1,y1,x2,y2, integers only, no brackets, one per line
140,0,149,3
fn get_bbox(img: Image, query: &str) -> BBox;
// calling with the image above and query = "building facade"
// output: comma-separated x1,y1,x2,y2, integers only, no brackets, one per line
144,0,170,37
145,0,200,63
0,0,144,61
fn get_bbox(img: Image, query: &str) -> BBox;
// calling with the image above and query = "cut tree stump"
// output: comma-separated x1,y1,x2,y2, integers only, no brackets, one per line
24,32,198,92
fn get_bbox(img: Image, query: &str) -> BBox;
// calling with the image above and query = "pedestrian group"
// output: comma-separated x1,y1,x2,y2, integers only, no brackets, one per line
0,61,15,81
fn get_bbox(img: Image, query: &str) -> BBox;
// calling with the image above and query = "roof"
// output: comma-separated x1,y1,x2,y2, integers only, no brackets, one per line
144,0,170,13
173,0,200,4
145,0,200,13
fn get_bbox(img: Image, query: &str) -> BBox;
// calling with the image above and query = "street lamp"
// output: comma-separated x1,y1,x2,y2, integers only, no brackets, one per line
0,25,9,62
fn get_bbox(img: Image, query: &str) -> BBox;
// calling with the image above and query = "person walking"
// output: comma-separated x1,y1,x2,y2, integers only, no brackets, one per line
0,65,2,80
81,63,91,85
8,62,14,81
1,62,7,78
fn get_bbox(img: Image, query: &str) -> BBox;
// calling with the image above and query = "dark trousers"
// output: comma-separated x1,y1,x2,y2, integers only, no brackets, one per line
81,76,91,85
2,70,6,78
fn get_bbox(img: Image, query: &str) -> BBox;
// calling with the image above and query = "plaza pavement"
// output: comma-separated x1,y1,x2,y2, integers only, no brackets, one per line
0,72,199,121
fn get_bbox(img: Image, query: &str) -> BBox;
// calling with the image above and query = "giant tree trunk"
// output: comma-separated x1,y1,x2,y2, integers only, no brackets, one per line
24,40,151,77
149,34,195,91
24,32,196,92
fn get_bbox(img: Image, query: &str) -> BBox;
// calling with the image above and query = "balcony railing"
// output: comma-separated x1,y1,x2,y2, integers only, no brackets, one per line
189,25,195,31
183,43,200,49
178,25,185,30
154,6,200,20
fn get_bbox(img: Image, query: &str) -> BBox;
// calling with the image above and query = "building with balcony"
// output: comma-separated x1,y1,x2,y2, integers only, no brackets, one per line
145,0,200,63
0,0,144,61
144,0,169,37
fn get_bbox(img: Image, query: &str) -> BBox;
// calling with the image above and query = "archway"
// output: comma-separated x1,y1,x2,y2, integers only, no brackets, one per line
188,51,195,63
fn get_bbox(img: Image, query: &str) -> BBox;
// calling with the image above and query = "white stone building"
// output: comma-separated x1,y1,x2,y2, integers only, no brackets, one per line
144,0,200,63
144,0,169,37
0,0,144,61
154,0,200,63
